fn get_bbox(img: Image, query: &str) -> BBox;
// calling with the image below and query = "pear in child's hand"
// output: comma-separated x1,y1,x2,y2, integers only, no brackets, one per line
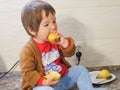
48,32,59,43
44,71,61,81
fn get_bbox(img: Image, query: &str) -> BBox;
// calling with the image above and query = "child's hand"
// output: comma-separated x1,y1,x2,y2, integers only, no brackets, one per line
44,71,61,80
57,32,69,48
42,77,60,86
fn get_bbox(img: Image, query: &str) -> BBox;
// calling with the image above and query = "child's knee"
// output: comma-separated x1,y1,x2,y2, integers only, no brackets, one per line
33,86,54,90
70,66,88,74
74,65,88,71
45,87,54,90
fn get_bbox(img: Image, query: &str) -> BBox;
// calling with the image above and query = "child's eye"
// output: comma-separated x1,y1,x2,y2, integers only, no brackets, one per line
53,20,56,23
44,24,49,27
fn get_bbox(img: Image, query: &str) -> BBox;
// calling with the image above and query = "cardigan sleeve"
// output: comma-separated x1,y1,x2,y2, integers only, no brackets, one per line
20,46,43,87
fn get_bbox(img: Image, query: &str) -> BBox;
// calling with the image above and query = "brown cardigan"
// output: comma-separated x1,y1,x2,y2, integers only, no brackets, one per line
20,37,75,90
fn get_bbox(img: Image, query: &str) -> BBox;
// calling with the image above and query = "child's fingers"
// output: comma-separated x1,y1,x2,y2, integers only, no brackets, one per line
51,30,57,34
45,77,59,86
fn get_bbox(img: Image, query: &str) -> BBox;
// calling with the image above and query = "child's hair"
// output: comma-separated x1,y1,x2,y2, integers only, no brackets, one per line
21,0,55,36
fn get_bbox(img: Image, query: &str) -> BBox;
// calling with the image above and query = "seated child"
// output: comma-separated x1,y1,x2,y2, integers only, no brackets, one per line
20,0,107,90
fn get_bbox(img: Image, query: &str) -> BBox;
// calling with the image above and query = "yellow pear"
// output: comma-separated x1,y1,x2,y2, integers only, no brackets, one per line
48,32,59,43
44,71,61,80
96,69,110,79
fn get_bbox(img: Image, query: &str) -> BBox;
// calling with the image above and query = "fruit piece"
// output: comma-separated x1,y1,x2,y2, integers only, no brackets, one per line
44,71,61,80
96,69,110,79
48,32,59,43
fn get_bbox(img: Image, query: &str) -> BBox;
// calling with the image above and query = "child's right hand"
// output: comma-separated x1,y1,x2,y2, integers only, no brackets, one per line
42,77,60,86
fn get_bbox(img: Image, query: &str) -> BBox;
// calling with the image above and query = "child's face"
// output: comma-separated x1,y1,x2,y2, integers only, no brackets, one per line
34,10,57,43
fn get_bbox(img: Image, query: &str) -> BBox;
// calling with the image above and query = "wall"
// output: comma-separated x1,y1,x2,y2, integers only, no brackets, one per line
0,0,120,72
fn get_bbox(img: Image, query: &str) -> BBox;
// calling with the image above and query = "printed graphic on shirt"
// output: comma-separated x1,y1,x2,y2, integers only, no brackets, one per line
42,48,62,74
45,63,62,75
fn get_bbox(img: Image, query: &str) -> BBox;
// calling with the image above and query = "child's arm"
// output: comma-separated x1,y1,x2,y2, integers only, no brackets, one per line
20,46,44,87
20,44,60,87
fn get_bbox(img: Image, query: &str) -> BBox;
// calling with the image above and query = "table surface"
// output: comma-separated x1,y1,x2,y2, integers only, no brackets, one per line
0,65,120,90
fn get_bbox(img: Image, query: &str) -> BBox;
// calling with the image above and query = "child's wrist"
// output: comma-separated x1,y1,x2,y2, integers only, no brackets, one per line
42,79,46,86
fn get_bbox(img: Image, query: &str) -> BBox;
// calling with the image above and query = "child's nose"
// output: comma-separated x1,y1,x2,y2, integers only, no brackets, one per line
51,24,56,31
50,30,56,33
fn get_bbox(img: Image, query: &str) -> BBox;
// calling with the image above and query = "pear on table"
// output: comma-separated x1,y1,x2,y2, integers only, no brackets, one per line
96,69,112,79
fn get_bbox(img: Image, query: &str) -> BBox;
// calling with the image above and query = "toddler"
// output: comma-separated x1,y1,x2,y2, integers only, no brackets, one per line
20,0,107,90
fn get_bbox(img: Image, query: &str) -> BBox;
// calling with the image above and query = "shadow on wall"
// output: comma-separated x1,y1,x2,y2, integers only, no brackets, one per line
0,56,6,72
81,44,107,67
58,16,108,66
58,16,85,41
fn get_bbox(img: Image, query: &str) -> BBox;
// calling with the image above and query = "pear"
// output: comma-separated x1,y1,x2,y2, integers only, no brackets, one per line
44,71,61,80
48,32,59,43
96,69,110,79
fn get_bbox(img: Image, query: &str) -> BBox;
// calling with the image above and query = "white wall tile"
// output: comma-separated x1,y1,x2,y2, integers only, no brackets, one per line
0,0,120,71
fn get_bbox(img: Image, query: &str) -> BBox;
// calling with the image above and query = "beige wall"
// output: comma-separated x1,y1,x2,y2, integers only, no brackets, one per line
0,0,120,72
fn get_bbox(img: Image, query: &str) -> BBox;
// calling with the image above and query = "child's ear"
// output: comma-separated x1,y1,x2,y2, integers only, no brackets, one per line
27,26,36,36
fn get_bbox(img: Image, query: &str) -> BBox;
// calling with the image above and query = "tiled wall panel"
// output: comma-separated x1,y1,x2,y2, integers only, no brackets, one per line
0,0,120,71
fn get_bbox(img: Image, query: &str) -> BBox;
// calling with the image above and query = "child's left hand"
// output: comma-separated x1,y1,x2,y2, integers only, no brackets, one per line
56,32,69,48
